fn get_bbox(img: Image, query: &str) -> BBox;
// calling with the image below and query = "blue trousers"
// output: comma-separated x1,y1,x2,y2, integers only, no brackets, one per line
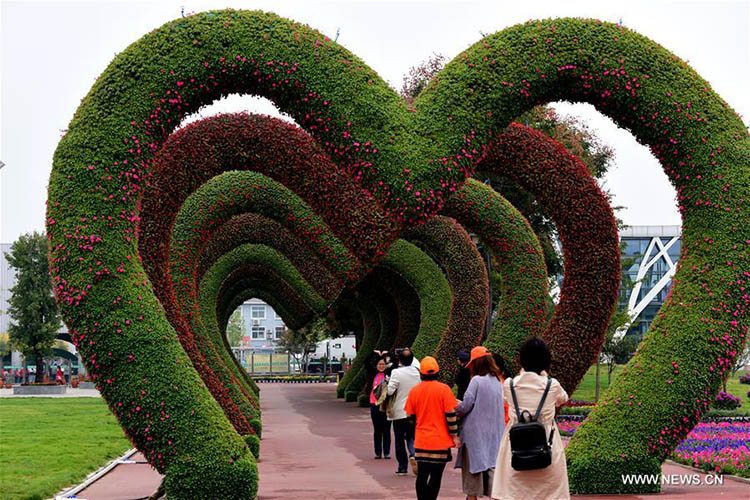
392,417,415,471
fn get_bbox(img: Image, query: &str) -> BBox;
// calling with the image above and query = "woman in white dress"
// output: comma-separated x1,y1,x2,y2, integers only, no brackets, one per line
491,338,570,500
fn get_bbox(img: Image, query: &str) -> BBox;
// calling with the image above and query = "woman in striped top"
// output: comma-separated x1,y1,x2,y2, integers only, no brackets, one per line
405,356,459,500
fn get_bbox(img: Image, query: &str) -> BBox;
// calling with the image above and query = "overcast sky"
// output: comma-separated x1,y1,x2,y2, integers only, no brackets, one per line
2,0,749,243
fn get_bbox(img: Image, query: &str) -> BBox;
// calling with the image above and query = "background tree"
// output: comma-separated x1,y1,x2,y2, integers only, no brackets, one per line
0,336,9,358
226,309,245,347
600,314,638,384
594,245,639,401
278,317,329,373
5,231,61,382
725,344,750,391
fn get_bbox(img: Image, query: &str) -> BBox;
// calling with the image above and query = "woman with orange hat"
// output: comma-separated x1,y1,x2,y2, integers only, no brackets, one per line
455,346,505,500
404,356,459,500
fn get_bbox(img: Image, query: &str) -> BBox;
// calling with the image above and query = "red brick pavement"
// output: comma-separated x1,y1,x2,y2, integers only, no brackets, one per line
71,383,749,499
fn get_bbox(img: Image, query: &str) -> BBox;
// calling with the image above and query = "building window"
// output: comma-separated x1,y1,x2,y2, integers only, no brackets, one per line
251,305,265,319
251,326,264,339
275,327,284,339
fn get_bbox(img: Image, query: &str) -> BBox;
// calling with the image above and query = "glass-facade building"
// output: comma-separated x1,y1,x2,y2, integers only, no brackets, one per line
618,225,681,339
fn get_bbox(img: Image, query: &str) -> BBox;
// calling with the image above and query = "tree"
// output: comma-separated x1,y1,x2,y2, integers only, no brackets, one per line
226,309,245,347
400,53,445,104
732,344,750,377
278,317,328,373
5,231,61,382
725,344,750,391
594,244,639,401
0,335,8,355
600,312,638,386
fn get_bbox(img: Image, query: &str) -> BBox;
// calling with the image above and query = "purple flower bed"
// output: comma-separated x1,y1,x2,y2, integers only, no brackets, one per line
557,420,750,477
672,422,750,477
714,391,743,410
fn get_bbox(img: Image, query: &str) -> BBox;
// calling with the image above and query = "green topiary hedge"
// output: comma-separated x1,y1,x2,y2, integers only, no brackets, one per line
196,244,329,399
479,124,621,394
380,240,452,360
441,178,550,374
337,295,380,399
197,213,341,300
406,216,489,383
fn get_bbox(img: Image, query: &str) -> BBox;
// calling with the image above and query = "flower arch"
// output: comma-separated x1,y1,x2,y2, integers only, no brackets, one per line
47,10,748,496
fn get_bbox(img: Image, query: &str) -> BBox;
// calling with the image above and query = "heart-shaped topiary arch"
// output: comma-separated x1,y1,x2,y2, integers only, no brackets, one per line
47,10,748,497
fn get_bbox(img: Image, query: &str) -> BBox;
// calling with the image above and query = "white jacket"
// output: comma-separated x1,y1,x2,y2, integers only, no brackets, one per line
386,364,421,421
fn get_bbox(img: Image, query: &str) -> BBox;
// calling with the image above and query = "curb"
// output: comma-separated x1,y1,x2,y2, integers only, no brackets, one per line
53,448,138,499
664,459,750,485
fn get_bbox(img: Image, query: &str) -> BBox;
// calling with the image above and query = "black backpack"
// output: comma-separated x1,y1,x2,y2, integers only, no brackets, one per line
508,377,555,471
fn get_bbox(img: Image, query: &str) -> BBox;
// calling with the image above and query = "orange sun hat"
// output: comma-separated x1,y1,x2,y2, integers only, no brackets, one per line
420,356,440,375
468,346,490,364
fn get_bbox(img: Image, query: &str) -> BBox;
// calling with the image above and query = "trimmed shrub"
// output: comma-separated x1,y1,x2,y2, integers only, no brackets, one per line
712,391,742,410
337,296,380,398
380,240,452,361
406,216,489,383
441,178,549,374
481,124,620,394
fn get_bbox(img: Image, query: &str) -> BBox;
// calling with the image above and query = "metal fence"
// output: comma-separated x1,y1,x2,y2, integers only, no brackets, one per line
230,348,295,374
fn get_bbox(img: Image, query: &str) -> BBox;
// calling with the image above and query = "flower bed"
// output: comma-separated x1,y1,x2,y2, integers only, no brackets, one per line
672,422,750,478
714,391,743,410
558,419,750,478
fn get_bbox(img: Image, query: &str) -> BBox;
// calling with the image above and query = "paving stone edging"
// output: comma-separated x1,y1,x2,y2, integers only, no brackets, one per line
14,385,66,395
664,459,750,485
53,448,138,499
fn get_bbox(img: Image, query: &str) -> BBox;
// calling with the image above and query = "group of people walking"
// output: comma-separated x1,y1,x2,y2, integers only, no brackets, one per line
366,338,570,500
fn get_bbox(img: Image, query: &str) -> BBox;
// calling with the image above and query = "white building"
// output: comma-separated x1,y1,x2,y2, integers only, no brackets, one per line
312,335,357,362
238,297,287,350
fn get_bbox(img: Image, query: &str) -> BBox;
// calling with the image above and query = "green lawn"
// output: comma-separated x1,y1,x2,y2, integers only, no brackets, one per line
570,364,623,402
0,398,130,500
572,364,750,408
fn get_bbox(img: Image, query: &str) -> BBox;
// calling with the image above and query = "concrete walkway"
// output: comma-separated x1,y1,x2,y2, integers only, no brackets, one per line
66,383,749,499
0,387,101,398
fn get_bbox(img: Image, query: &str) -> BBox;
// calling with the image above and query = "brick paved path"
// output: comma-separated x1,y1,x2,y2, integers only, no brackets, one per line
70,383,749,499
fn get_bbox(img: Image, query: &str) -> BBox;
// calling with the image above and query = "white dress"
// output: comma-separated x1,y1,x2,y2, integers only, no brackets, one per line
491,370,570,500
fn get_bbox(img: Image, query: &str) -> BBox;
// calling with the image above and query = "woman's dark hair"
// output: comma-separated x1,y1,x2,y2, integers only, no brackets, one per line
470,354,501,379
492,353,512,379
372,354,387,371
519,337,551,374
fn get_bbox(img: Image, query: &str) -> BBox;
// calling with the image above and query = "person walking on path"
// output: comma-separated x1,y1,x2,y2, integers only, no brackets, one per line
405,356,460,500
491,338,570,500
368,356,392,459
455,346,505,499
455,350,472,401
387,349,422,475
